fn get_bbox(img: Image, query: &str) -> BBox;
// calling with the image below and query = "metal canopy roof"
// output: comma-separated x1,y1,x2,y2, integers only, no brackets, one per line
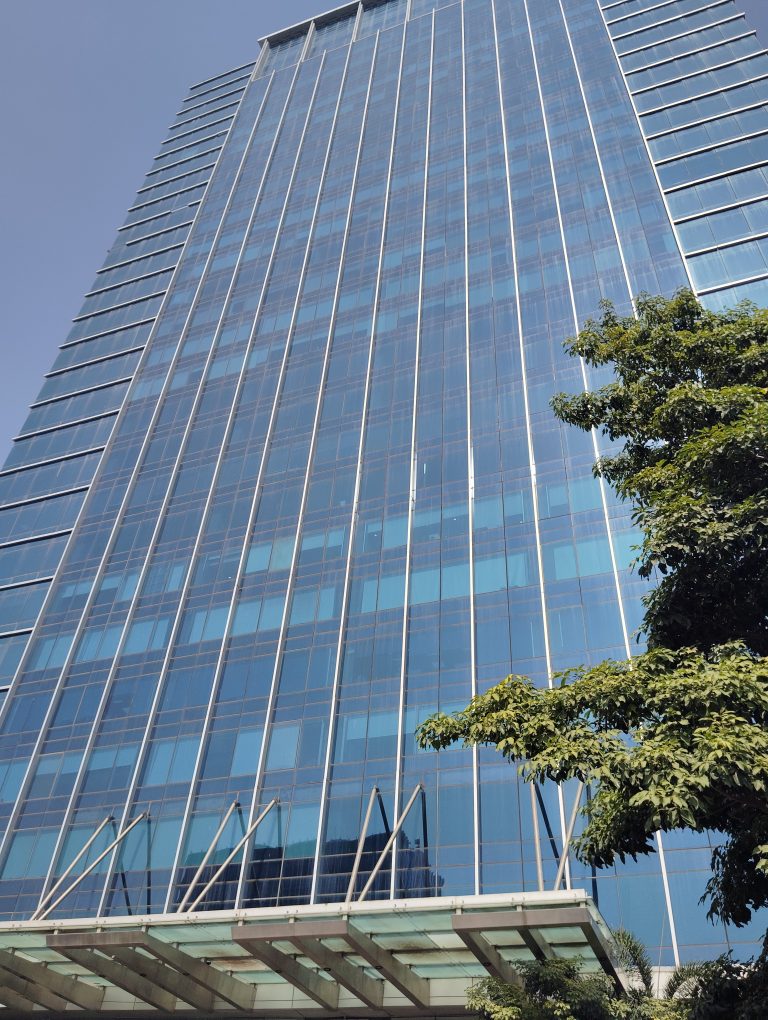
0,892,622,1016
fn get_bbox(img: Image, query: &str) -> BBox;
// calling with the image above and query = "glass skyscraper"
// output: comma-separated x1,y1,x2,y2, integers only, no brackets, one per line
0,0,766,995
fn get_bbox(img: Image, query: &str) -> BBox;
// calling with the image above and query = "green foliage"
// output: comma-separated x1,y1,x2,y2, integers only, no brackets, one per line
550,290,768,655
417,644,768,925
465,962,688,1020
684,948,768,1020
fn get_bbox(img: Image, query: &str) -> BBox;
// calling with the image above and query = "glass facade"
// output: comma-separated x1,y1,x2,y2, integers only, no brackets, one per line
0,0,765,968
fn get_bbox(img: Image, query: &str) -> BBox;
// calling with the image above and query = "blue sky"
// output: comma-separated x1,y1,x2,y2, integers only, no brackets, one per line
1,0,767,461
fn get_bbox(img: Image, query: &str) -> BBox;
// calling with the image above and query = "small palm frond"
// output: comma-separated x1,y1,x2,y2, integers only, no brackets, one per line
612,928,654,994
664,961,715,1000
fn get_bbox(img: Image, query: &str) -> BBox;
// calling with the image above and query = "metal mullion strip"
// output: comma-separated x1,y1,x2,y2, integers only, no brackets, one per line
170,102,241,134
0,485,89,515
647,97,768,143
162,38,360,914
625,29,754,78
128,182,210,215
656,125,768,166
697,267,768,293
0,576,53,594
136,163,217,197
0,530,71,553
491,0,555,895
0,628,33,641
191,62,257,91
174,86,247,118
310,4,412,906
1,446,107,479
655,832,681,966
595,0,686,962
613,2,733,44
664,153,768,194
618,12,743,57
146,145,224,179
458,0,479,898
96,244,185,277
609,0,723,33
72,289,167,323
520,0,576,888
89,55,330,920
233,34,381,912
392,8,435,901
86,267,179,300
639,69,768,119
630,47,766,98
0,446,103,479
60,319,154,348
0,71,277,890
181,73,251,105
157,128,230,160
597,1,694,295
606,0,687,24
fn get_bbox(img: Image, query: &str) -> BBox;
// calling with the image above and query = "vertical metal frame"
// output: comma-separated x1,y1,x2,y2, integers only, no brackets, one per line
458,0,481,897
489,0,557,893
309,5,412,905
233,29,383,911
392,7,436,899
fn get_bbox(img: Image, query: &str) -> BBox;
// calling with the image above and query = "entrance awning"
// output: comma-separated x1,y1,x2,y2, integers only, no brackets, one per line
0,891,622,1015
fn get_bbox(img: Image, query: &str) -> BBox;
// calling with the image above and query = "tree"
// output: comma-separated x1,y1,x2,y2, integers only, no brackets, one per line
550,290,768,655
417,292,768,927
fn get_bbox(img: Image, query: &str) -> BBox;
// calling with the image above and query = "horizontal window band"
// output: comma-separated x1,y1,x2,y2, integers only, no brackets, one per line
697,267,768,294
0,484,89,514
85,265,179,299
159,114,235,149
617,12,744,57
28,375,131,412
0,445,106,479
145,144,224,179
685,226,768,257
45,346,145,381
136,162,217,196
674,189,768,223
168,100,241,133
59,317,155,350
174,84,246,118
127,181,210,215
189,60,255,92
664,155,768,194
0,576,54,596
624,30,754,79
637,67,768,117
123,222,194,248
645,94,768,140
607,0,689,24
155,130,228,162
0,529,72,553
71,290,167,324
97,242,185,276
15,411,121,446
655,125,768,166
610,0,729,37
0,628,33,641
118,197,202,232
182,71,251,104
630,48,766,98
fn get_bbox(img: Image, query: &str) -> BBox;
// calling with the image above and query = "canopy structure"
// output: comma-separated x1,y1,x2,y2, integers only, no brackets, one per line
0,891,622,1016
